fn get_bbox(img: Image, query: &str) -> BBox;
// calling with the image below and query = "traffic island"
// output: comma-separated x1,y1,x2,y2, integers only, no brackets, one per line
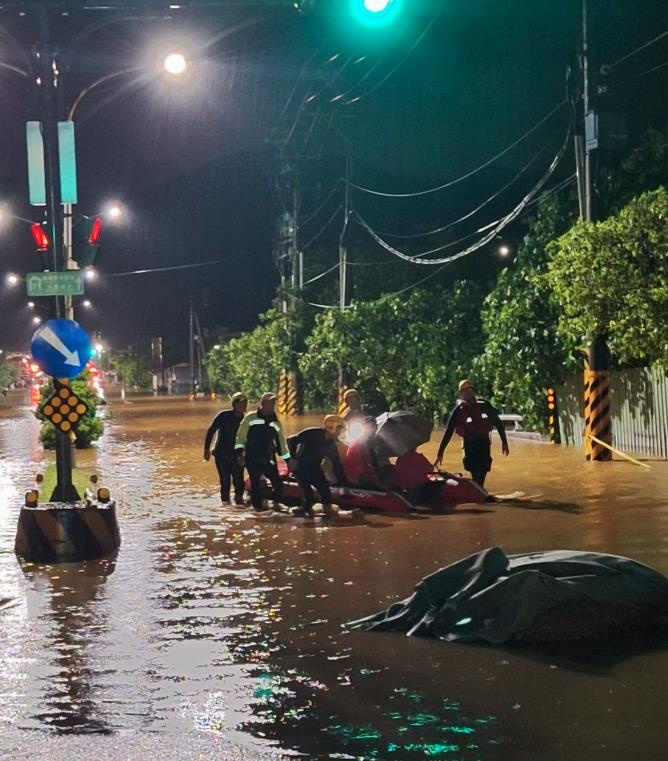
14,496,120,563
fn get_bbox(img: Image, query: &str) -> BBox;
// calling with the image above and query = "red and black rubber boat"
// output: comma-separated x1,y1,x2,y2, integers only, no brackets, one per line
250,462,488,514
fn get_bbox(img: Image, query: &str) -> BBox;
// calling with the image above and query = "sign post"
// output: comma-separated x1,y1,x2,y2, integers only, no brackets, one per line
27,271,84,298
31,318,92,502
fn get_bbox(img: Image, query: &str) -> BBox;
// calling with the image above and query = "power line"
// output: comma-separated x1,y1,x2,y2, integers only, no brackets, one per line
299,179,341,227
343,10,441,106
301,204,343,249
303,261,339,286
104,260,225,278
606,28,668,70
346,100,567,198
354,129,571,266
375,144,548,239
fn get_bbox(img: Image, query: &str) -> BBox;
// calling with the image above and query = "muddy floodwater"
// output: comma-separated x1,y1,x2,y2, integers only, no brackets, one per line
1,393,668,760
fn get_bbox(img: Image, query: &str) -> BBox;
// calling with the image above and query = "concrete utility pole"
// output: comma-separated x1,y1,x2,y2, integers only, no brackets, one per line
579,0,612,462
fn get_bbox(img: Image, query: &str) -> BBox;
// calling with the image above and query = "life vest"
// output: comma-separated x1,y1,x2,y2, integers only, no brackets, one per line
454,399,494,439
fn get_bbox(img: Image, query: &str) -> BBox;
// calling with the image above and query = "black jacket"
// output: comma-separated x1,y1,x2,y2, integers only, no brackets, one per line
204,409,244,458
288,427,347,482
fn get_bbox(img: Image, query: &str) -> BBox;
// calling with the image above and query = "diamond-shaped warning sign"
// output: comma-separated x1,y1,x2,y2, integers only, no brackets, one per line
40,382,88,434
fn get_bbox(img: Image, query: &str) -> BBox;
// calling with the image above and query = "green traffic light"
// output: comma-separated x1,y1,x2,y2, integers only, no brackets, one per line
364,0,391,11
352,0,401,26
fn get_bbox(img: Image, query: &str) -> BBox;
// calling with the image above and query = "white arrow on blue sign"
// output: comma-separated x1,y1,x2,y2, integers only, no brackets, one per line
31,318,92,379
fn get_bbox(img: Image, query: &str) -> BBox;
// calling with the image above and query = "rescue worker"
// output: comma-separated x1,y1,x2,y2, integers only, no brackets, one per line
343,416,396,490
235,392,290,512
288,415,347,518
434,379,509,487
204,391,248,505
341,388,366,423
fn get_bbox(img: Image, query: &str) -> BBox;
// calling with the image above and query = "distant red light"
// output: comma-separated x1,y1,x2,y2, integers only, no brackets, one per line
89,217,102,245
30,223,49,251
29,363,40,374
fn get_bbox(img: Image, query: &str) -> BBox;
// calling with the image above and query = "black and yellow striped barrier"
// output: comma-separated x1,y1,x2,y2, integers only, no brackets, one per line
286,370,300,416
584,368,611,461
14,500,121,563
277,369,288,416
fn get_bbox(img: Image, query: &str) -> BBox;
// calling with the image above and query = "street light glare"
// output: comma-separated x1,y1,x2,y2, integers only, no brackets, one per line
84,267,97,282
164,52,187,75
83,300,92,309
27,301,35,309
6,273,19,287
108,204,122,220
498,245,511,257
32,316,41,326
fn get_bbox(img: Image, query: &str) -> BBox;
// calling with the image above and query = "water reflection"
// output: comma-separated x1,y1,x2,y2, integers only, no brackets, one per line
21,558,117,734
1,395,668,760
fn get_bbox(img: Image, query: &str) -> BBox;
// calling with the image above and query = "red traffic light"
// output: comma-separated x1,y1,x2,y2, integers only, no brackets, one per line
88,217,102,245
30,223,49,251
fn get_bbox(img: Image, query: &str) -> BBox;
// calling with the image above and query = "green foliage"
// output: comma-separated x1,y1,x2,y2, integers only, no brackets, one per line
300,282,485,417
207,305,312,400
548,187,668,367
36,371,104,449
476,192,581,431
110,352,152,389
0,356,18,389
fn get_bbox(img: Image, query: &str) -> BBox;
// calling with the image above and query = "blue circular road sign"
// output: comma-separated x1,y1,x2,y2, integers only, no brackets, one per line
31,318,93,379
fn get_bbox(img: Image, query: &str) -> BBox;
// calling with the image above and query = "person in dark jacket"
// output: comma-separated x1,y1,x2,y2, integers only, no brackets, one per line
434,379,509,487
235,392,290,511
288,415,346,518
204,392,248,505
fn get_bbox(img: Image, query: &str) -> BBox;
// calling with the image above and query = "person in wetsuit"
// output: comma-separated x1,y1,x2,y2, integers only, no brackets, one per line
204,392,248,505
288,415,347,518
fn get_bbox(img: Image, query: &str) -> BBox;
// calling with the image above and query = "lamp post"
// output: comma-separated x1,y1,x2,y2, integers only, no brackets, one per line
61,53,188,320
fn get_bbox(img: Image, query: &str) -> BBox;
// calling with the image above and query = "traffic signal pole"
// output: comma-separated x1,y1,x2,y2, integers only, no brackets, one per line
37,7,79,502
579,0,612,461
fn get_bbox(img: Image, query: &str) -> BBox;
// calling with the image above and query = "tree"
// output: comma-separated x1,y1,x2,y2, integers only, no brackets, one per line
548,187,668,367
110,353,152,389
300,282,485,417
476,191,581,431
0,356,18,390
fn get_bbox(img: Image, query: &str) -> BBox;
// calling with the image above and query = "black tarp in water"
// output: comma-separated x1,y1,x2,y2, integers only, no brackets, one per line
348,547,668,644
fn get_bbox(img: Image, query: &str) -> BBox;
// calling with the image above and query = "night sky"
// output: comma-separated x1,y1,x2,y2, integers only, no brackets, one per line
1,0,668,356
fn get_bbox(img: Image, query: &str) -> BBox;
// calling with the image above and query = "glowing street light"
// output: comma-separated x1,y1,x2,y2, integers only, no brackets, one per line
6,273,19,287
498,245,511,257
84,267,97,282
363,0,392,11
82,299,92,309
27,301,35,309
32,315,41,326
164,52,187,75
106,203,123,220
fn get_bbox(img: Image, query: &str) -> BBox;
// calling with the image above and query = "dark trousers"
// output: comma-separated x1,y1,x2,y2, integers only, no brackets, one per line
296,464,332,511
463,437,493,487
215,454,245,504
247,459,283,509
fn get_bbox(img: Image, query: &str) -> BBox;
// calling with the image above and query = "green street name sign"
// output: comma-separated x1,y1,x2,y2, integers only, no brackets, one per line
27,271,84,297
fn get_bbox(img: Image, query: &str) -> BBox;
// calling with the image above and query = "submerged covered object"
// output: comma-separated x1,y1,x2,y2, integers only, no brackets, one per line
349,547,668,644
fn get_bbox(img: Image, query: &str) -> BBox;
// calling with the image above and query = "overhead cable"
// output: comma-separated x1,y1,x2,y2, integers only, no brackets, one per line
301,204,343,249
299,179,341,227
303,262,339,286
354,129,571,266
344,10,441,106
606,28,668,70
375,144,548,239
346,100,567,198
105,260,225,278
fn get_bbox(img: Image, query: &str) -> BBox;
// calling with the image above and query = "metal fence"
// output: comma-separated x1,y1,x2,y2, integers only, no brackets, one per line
557,366,668,459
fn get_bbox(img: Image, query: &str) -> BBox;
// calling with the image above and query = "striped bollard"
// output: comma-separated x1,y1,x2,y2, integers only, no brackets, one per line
584,336,612,461
286,370,301,416
277,369,288,416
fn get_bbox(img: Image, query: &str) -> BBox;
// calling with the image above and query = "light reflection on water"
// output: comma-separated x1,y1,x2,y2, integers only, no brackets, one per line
1,394,668,760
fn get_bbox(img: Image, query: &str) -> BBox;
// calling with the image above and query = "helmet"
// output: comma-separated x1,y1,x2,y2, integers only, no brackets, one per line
324,414,345,433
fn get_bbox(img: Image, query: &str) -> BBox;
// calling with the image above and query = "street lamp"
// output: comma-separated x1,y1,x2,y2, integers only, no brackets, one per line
6,273,19,287
107,203,123,220
498,245,511,257
164,52,187,75
27,301,35,309
32,315,41,326
82,299,92,309
84,267,97,282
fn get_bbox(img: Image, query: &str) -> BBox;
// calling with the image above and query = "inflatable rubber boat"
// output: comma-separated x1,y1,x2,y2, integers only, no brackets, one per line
250,464,488,514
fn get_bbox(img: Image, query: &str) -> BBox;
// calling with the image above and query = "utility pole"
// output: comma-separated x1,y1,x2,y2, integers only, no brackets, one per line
579,0,612,462
339,151,351,311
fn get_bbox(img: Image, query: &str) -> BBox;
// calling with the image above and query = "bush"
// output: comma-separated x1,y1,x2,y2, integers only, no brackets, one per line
36,371,104,449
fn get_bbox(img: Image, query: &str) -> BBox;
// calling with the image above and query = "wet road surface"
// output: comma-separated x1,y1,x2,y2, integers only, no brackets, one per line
1,393,668,760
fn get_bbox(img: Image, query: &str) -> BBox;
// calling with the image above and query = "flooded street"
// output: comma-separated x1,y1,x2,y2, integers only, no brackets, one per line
2,393,668,760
